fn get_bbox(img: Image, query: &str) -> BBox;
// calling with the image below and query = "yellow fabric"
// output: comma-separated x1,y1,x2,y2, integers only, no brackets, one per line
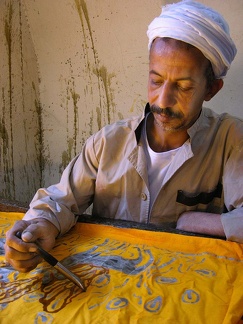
0,212,243,324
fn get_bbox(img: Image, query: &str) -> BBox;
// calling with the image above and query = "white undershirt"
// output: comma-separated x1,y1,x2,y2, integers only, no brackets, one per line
142,114,180,209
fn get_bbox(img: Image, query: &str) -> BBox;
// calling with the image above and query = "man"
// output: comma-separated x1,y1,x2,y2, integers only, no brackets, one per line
5,0,243,273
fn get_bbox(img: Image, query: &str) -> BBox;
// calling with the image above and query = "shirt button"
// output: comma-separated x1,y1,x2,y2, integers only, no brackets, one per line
141,192,147,201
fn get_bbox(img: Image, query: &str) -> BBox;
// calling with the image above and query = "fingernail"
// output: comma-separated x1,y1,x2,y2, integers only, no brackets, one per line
22,231,33,241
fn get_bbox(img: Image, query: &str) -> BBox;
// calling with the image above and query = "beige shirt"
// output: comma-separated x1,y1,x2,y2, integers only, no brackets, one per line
24,105,243,242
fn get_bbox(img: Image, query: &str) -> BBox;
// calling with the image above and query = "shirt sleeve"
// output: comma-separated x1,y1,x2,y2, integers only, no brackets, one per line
23,135,98,235
221,208,243,243
221,123,243,243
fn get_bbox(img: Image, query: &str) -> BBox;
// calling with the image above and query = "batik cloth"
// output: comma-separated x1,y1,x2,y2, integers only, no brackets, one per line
0,212,243,323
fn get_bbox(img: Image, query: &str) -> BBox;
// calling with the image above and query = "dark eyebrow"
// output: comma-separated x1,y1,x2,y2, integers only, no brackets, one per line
149,70,161,77
149,69,194,82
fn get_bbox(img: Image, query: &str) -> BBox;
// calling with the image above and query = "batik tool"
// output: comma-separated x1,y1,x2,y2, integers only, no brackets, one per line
16,231,86,291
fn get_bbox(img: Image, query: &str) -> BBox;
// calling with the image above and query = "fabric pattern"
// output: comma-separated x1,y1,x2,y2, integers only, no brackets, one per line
0,212,243,323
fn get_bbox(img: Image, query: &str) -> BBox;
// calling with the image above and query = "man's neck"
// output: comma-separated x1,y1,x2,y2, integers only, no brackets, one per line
146,114,189,152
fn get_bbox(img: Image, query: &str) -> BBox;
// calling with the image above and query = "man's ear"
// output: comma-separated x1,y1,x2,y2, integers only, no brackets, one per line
204,79,224,101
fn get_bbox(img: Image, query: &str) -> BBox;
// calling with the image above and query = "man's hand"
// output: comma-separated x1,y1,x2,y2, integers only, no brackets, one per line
4,218,59,272
176,211,226,237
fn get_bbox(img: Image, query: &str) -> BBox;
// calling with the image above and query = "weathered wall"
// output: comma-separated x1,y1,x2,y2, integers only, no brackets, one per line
0,0,42,202
1,0,243,203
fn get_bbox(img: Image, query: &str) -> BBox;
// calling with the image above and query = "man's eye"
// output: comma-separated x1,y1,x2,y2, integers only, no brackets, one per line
151,79,162,86
178,85,193,92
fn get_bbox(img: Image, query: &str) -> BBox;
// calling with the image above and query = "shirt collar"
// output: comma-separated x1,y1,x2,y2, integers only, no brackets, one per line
135,103,150,143
135,104,212,144
187,107,211,139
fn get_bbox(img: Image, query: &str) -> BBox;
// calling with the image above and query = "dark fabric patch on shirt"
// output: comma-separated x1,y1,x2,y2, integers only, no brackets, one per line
176,183,222,206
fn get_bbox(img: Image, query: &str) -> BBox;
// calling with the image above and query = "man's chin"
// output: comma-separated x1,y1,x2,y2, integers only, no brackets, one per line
154,119,186,133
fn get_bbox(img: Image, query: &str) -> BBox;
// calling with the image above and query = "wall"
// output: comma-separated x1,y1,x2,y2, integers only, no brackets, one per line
0,0,41,202
0,0,243,203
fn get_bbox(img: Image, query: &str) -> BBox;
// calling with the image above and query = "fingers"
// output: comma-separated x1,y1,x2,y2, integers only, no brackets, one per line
4,220,38,272
4,218,58,272
5,220,38,252
5,249,43,273
4,238,42,273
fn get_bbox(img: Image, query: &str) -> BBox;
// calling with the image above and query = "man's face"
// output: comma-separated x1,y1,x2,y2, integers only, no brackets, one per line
148,38,211,132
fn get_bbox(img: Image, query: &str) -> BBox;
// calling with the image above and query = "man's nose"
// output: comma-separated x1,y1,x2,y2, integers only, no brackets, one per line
158,82,176,108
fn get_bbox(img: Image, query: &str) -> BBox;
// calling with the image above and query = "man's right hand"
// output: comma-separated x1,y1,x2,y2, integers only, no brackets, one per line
4,218,59,272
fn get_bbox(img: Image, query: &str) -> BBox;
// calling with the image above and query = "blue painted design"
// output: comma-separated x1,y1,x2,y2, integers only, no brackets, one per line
182,289,200,304
144,296,163,313
34,312,54,323
106,297,128,310
194,269,216,277
155,276,178,284
90,273,110,288
0,235,241,315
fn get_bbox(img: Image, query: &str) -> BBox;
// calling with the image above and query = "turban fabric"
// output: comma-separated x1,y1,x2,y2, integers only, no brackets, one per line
147,0,237,78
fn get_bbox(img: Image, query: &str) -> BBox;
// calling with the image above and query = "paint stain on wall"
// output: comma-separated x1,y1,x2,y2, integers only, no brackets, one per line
75,0,102,131
54,0,118,175
59,138,74,174
93,66,115,124
33,82,45,184
59,79,80,173
74,0,116,128
59,57,81,172
71,89,80,154
2,1,15,198
0,88,12,198
1,0,129,200
1,1,43,202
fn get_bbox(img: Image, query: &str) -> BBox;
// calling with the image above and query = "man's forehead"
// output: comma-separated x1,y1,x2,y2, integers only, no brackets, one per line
151,38,195,51
150,38,209,66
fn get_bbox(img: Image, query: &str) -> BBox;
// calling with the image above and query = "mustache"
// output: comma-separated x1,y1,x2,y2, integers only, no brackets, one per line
150,105,183,119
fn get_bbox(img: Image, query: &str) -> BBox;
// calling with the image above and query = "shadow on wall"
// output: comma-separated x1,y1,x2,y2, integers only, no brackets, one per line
0,1,43,203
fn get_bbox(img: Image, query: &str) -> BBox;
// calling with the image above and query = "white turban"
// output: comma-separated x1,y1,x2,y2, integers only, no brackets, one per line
147,0,237,78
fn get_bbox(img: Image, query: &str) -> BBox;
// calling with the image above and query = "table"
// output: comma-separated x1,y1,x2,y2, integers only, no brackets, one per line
0,212,243,324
